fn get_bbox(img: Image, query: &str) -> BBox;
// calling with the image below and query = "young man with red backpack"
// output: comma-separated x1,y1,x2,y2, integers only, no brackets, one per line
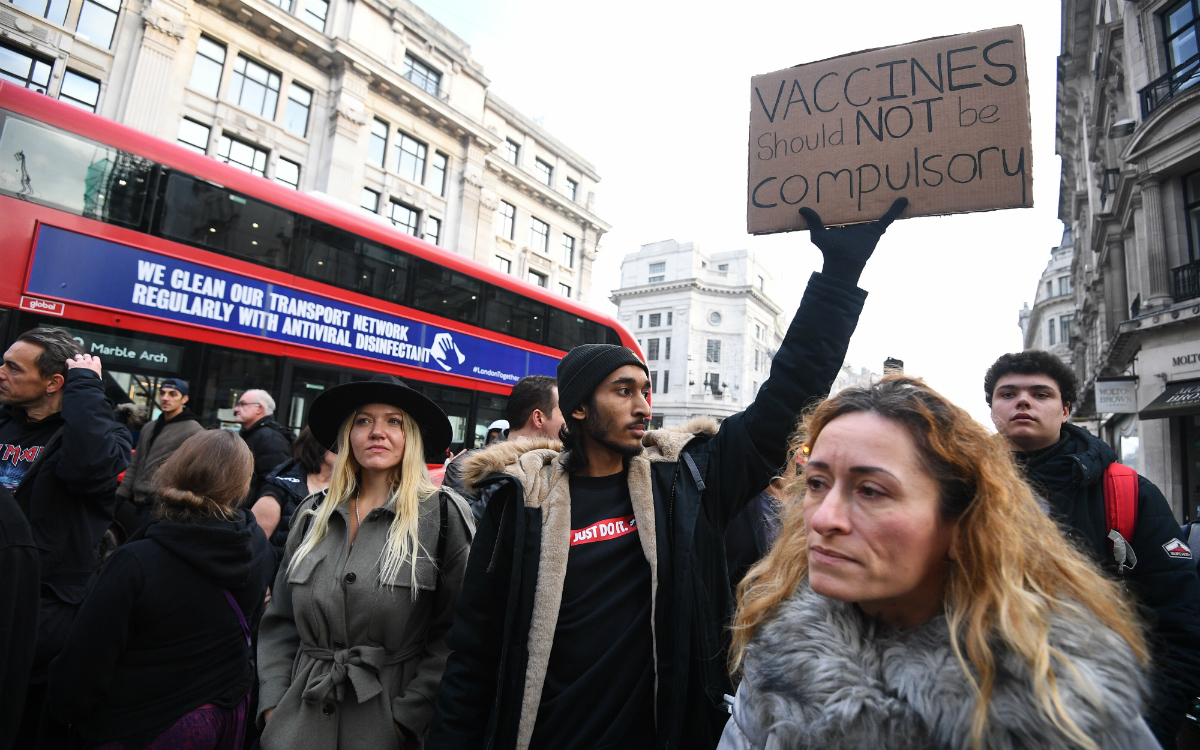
986,350,1200,748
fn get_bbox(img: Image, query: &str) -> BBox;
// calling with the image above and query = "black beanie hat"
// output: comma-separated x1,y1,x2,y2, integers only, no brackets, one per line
557,344,649,419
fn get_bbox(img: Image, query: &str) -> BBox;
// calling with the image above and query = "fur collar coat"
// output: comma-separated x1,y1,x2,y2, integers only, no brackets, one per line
719,584,1158,750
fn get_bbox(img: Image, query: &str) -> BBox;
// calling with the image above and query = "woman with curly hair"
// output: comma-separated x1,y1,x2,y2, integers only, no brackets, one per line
721,376,1157,750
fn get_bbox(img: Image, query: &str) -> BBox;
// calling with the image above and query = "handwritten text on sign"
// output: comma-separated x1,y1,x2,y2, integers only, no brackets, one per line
747,26,1032,232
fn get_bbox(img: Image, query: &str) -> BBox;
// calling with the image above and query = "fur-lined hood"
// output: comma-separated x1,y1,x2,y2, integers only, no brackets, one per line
722,583,1154,750
455,415,721,493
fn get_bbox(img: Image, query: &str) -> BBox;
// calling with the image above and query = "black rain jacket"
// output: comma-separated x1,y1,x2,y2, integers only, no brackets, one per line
427,273,867,750
240,417,293,502
1021,422,1200,746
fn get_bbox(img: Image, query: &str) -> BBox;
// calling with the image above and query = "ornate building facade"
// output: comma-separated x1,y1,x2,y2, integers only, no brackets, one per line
1019,227,1078,366
0,0,608,300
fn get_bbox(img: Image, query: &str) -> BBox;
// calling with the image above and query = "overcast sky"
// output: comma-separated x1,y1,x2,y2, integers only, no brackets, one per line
415,0,1064,425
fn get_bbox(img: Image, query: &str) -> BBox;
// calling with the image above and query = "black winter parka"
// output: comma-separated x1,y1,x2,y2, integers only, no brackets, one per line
1021,422,1200,747
427,272,867,750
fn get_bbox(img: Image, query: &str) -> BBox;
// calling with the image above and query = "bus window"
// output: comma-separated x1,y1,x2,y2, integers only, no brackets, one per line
474,393,508,445
410,258,482,326
356,239,412,307
158,171,293,272
0,113,152,228
406,381,473,455
195,346,281,430
484,286,546,344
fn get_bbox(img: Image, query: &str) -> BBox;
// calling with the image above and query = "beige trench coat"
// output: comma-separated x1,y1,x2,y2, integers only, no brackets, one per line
256,489,473,750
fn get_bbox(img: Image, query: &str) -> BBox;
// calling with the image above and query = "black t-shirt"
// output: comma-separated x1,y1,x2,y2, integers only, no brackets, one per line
0,410,62,495
529,471,656,750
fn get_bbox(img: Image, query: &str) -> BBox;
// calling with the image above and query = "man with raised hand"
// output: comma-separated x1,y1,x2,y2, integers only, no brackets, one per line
428,199,907,750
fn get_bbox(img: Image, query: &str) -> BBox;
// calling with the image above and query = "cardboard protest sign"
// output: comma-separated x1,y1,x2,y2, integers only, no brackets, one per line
747,26,1032,232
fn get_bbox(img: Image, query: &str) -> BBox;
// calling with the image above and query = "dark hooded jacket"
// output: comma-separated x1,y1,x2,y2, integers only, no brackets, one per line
0,369,132,676
428,272,867,750
45,510,274,745
257,458,310,572
240,417,293,502
1019,422,1200,746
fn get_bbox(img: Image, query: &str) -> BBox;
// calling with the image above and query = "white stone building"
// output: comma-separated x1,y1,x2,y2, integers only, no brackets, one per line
1018,227,1078,365
0,0,608,301
610,240,786,428
829,363,877,396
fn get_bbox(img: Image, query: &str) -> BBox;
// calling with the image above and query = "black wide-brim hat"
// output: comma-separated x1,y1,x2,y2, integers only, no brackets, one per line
308,374,453,462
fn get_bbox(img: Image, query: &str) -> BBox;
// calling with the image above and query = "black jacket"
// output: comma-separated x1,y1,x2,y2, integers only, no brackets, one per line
1021,423,1200,746
240,417,293,502
0,370,131,653
428,273,866,750
46,510,274,745
0,484,38,750
257,458,308,572
442,448,500,521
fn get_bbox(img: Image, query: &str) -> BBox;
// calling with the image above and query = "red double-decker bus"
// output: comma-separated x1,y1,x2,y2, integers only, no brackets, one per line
0,82,635,456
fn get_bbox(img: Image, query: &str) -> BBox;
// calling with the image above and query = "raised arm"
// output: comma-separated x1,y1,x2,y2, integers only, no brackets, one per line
56,365,132,493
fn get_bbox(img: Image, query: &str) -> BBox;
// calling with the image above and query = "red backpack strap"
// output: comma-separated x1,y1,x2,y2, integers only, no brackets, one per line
1103,462,1140,572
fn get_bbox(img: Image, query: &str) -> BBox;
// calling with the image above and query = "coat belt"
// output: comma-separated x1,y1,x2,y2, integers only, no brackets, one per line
300,641,424,705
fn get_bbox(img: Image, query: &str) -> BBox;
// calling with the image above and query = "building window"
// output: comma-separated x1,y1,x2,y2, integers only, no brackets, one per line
565,176,578,202
264,0,291,9
389,201,419,236
665,337,671,360
754,349,761,372
755,323,763,340
495,256,512,274
230,55,281,119
368,119,388,168
504,138,520,165
402,53,441,96
647,338,660,360
718,263,729,271
188,36,226,98
177,118,211,154
393,131,427,183
558,283,571,298
534,158,553,186
1048,319,1056,346
649,262,665,274
528,270,547,288
496,201,516,240
706,339,720,363
430,152,448,197
302,0,328,31
561,234,575,268
0,42,52,94
1185,169,1200,261
216,134,268,177
1060,313,1076,343
650,370,658,393
706,373,721,395
709,311,722,325
758,275,765,291
649,313,661,327
637,315,643,328
75,0,120,48
663,369,670,394
1164,1,1200,75
59,70,100,111
667,312,673,325
284,82,312,137
361,187,379,213
11,0,68,25
530,217,550,254
1058,276,1073,296
425,216,441,246
1045,280,1053,297
275,157,300,189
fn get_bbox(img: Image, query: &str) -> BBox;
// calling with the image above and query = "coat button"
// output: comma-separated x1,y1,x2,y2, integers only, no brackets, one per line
333,640,345,649
344,571,356,584
322,703,335,716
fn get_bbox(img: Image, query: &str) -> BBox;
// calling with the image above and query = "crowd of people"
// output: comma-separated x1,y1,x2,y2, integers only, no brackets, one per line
3,197,1200,750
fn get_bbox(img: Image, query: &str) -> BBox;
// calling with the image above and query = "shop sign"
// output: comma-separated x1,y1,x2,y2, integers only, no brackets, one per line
26,225,558,386
1095,378,1138,414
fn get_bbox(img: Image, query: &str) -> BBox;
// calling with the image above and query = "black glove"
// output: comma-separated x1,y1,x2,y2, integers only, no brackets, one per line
798,197,908,286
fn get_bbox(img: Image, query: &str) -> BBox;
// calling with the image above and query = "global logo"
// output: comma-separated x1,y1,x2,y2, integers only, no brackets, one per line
428,332,466,372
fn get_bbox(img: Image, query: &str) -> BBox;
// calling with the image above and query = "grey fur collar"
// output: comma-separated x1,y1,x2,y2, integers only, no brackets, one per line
737,584,1148,750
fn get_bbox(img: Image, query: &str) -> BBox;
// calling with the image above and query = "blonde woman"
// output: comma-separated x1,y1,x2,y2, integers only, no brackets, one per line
256,374,474,750
721,376,1157,750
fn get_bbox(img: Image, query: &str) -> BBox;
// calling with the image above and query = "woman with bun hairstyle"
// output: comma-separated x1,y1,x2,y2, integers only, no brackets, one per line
46,429,275,749
720,376,1158,750
256,374,474,750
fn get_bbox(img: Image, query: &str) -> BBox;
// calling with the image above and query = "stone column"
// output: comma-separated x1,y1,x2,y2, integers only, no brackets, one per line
316,68,368,203
122,0,187,137
461,140,490,261
1141,178,1173,307
1107,236,1130,331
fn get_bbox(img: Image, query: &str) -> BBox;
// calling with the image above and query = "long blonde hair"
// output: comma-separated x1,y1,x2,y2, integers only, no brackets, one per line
730,376,1148,749
288,409,438,596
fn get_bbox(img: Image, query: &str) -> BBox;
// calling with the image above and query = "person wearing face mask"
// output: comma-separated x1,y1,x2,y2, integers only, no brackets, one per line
255,374,474,750
721,376,1158,750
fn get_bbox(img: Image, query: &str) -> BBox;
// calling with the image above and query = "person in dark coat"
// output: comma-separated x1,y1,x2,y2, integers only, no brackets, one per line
427,198,907,750
724,478,785,597
247,427,333,575
0,483,38,750
46,429,274,749
986,350,1200,747
234,390,293,502
0,328,132,746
